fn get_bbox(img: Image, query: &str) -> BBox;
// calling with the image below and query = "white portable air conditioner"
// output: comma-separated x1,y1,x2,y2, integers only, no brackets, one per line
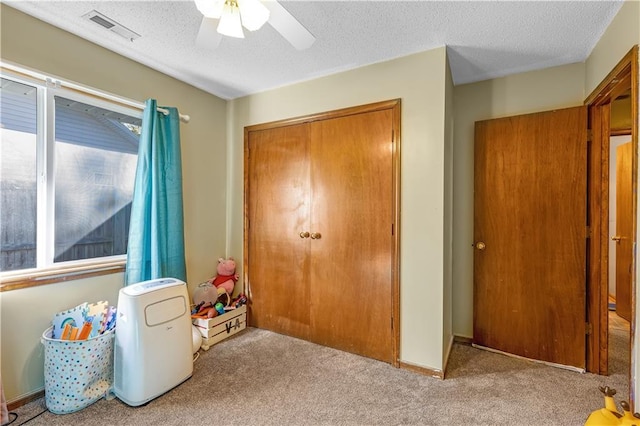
113,278,193,406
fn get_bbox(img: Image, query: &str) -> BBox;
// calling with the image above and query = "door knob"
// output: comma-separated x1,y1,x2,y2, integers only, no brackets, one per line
310,232,322,240
611,236,622,243
299,231,310,239
475,241,486,250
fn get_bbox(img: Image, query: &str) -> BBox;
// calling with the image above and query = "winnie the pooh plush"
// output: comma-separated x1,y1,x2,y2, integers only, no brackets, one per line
209,257,238,296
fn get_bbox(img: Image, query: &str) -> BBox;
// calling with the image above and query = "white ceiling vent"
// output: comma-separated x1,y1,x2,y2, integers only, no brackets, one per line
82,10,141,41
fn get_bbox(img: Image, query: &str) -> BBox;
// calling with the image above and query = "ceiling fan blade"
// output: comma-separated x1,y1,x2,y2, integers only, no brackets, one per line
263,1,315,50
196,17,223,50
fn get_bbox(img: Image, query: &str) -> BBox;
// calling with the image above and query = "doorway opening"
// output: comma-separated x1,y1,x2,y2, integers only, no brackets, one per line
585,46,637,398
607,89,632,384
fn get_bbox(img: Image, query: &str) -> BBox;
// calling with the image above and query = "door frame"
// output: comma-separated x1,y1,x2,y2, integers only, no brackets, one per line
585,46,638,388
243,99,402,366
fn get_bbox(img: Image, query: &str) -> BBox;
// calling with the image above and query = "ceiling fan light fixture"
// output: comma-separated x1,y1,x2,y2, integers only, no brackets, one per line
217,1,244,38
194,0,225,19
237,0,270,31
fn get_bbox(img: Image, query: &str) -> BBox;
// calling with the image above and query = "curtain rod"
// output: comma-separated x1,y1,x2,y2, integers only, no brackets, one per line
1,61,190,123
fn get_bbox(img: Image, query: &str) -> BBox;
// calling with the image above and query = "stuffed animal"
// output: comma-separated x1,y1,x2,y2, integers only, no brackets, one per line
209,257,238,296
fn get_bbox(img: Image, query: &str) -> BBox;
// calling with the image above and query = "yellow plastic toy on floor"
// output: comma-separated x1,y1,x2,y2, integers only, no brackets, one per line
585,386,640,425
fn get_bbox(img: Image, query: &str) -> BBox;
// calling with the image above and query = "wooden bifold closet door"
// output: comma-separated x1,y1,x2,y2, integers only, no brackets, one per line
246,101,399,364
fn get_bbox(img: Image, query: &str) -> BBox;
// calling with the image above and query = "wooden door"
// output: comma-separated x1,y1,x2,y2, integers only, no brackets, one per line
615,142,633,321
473,106,587,369
309,109,394,363
247,123,312,340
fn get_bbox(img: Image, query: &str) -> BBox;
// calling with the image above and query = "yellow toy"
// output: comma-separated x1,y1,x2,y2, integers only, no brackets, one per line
585,386,640,425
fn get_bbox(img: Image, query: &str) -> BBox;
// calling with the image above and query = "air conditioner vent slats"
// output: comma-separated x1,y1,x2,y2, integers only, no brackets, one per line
82,10,141,41
89,15,115,29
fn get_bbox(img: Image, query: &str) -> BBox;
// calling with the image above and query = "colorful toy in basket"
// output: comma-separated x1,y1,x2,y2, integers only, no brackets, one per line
51,301,116,340
191,301,219,319
230,293,247,309
209,257,239,296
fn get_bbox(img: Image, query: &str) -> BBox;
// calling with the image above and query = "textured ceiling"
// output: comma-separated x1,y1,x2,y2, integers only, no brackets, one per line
6,0,624,100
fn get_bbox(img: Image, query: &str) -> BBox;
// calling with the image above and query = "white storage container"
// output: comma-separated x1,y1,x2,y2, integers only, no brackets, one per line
192,304,247,350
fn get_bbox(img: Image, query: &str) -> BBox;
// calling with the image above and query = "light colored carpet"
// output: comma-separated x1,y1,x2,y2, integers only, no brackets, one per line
10,320,630,426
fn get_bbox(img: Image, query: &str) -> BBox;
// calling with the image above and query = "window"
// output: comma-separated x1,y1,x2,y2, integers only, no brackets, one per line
0,79,38,270
0,75,142,275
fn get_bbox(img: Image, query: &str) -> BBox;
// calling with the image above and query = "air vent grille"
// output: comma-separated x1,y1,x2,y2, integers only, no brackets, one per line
89,14,115,29
82,10,141,41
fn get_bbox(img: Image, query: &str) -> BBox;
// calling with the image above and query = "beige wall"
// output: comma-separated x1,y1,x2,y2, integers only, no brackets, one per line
229,48,450,372
443,53,454,366
0,5,227,402
452,62,586,338
585,0,640,97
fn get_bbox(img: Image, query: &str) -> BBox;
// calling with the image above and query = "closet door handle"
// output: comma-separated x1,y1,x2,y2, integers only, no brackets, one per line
310,232,322,240
299,232,310,239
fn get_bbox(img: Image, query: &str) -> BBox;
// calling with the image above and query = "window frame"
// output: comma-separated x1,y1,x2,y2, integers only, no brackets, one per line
0,70,142,290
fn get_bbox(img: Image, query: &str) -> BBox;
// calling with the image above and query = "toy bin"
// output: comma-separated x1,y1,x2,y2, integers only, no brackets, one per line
192,304,247,350
41,326,114,414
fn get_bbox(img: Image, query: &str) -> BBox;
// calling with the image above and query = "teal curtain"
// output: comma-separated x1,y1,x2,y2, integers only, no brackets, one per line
125,99,186,285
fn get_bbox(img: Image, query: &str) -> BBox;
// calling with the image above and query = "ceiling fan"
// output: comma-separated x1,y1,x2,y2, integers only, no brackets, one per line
195,0,315,50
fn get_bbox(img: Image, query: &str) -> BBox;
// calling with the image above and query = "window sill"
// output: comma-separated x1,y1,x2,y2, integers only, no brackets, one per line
0,260,125,292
